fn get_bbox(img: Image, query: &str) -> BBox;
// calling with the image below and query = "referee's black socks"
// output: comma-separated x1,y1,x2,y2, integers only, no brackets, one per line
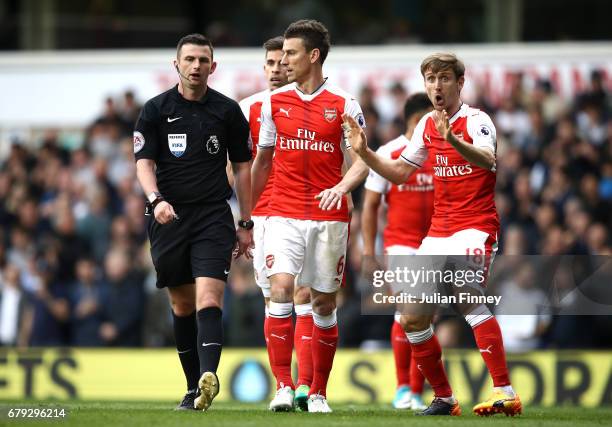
196,307,223,375
172,310,200,391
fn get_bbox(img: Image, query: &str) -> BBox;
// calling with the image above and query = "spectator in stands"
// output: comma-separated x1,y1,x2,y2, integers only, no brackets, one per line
495,263,552,352
76,186,112,263
52,204,90,284
26,257,71,346
120,90,142,125
70,258,107,346
0,263,31,346
99,248,145,346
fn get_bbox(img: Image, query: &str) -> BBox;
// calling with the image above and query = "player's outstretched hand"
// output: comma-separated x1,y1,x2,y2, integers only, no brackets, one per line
315,187,344,211
341,113,367,156
433,109,452,141
234,228,254,259
154,201,179,224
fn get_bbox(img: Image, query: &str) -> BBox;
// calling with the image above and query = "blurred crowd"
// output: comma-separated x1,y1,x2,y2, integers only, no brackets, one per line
0,70,610,352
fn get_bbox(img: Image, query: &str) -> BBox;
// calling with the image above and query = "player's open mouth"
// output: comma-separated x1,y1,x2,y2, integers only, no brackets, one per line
434,94,444,105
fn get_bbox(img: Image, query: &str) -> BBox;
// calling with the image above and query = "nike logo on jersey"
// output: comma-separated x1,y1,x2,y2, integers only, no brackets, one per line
177,349,192,354
202,342,222,347
479,345,493,354
224,269,230,275
424,133,431,143
318,339,336,348
167,116,182,122
279,107,292,117
301,335,312,341
270,334,287,341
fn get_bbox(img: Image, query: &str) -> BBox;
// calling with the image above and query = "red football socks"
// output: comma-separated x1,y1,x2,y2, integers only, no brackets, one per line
309,323,338,397
267,315,295,389
410,334,453,398
410,355,425,394
391,320,411,388
472,317,511,387
263,315,277,378
294,313,314,387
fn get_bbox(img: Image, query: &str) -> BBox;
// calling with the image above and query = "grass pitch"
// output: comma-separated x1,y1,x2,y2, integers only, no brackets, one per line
1,401,611,427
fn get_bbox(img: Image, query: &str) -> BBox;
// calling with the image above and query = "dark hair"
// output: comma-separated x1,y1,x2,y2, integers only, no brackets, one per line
420,52,465,79
403,92,432,121
284,19,330,64
176,33,214,59
263,36,284,52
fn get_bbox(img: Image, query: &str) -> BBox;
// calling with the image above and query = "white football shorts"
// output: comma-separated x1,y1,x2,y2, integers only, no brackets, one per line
252,215,271,297
263,216,349,293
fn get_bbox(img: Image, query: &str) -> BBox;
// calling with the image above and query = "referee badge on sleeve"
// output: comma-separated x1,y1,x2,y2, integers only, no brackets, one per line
133,131,145,153
168,134,187,157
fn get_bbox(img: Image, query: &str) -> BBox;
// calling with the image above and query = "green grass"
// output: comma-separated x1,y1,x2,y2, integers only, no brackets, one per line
1,401,611,427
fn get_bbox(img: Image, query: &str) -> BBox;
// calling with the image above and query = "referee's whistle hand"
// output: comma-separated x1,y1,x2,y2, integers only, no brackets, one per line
153,201,178,224
235,228,254,259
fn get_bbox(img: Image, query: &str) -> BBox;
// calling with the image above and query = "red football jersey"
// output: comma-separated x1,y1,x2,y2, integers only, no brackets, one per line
239,90,275,216
400,104,499,237
258,80,365,222
365,135,434,248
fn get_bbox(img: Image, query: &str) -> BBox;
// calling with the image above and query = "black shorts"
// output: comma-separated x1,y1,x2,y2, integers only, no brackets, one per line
148,202,236,288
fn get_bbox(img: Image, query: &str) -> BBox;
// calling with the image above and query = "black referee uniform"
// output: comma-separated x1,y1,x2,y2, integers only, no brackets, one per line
134,83,250,408
135,84,250,286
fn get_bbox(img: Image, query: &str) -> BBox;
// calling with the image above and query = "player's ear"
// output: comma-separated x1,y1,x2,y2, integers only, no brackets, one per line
457,75,465,93
310,48,320,65
209,61,217,75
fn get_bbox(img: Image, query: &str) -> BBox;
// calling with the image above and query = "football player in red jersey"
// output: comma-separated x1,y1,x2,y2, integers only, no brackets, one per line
345,53,520,417
251,20,368,413
239,36,315,410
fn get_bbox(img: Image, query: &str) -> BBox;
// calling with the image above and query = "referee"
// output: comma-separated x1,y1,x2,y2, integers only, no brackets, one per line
134,33,253,411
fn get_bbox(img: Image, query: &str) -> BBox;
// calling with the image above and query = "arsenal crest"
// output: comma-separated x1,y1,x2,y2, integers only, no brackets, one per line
265,254,275,268
323,108,337,123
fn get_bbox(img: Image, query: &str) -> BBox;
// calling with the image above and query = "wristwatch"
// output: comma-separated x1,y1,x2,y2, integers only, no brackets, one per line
147,191,165,209
238,219,254,230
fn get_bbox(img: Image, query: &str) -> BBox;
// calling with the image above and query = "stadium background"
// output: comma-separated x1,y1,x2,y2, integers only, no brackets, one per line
0,0,611,408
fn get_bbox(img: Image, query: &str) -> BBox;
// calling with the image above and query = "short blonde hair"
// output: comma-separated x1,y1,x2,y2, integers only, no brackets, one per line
420,53,465,79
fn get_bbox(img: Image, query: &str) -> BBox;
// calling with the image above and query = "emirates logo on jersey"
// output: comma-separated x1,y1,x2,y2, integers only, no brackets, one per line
397,173,434,192
278,128,335,153
323,108,337,123
433,164,474,177
434,154,473,177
